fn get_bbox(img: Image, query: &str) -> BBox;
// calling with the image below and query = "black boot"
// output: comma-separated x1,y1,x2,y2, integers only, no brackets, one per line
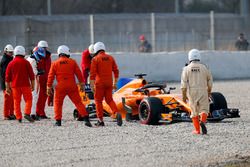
77,116,92,127
31,114,40,121
200,122,207,135
55,120,61,126
95,120,105,127
24,114,34,122
39,115,50,119
116,113,123,126
9,115,16,120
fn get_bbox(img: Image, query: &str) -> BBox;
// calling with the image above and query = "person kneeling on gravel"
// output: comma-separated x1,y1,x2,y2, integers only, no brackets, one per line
46,45,92,127
181,49,213,135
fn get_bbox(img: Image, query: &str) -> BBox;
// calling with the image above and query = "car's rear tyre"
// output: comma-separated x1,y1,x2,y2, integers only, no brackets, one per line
210,92,228,112
139,97,163,125
209,92,228,121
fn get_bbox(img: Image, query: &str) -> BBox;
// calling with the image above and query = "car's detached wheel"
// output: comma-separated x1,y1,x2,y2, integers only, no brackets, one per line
139,97,163,125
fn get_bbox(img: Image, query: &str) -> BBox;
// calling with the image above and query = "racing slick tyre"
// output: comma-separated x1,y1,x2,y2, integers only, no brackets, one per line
139,97,164,125
209,92,228,121
210,92,228,111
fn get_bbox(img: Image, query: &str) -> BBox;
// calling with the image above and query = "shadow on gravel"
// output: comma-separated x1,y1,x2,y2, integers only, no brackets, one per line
208,120,235,124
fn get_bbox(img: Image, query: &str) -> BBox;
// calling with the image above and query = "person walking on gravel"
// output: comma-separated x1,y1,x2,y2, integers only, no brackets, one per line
5,46,35,123
46,45,92,127
181,49,213,135
90,42,122,127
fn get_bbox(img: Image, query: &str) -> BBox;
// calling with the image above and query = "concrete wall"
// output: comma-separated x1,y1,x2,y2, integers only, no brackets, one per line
66,51,250,82
0,50,249,90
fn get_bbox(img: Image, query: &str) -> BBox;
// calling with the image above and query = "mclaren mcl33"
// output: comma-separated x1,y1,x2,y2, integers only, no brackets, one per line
74,74,240,125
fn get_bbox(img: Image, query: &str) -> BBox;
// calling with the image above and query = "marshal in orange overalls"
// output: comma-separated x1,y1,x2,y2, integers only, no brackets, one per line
47,56,89,121
90,51,119,122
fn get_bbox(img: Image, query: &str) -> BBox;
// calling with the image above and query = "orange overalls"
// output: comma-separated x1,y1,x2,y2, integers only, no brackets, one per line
90,51,119,121
5,56,35,120
47,56,88,121
3,91,14,118
36,51,51,117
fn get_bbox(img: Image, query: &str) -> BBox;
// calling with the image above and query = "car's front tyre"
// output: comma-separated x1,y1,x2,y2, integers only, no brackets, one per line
139,97,163,125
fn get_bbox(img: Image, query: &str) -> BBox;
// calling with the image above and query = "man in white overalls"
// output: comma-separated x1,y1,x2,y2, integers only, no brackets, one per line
181,49,213,135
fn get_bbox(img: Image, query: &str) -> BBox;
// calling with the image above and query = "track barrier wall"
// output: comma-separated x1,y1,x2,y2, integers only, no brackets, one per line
1,51,249,90
65,51,250,82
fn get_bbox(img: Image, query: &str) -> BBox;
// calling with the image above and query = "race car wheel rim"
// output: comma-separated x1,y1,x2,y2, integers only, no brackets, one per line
140,102,150,121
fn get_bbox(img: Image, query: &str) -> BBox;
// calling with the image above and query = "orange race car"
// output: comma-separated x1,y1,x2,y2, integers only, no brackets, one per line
74,74,240,125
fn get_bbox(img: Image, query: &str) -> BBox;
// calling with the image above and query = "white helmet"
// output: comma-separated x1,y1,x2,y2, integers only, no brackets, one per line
88,44,95,54
57,45,70,56
4,44,14,52
94,42,105,53
38,40,48,48
14,46,25,56
188,49,201,62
